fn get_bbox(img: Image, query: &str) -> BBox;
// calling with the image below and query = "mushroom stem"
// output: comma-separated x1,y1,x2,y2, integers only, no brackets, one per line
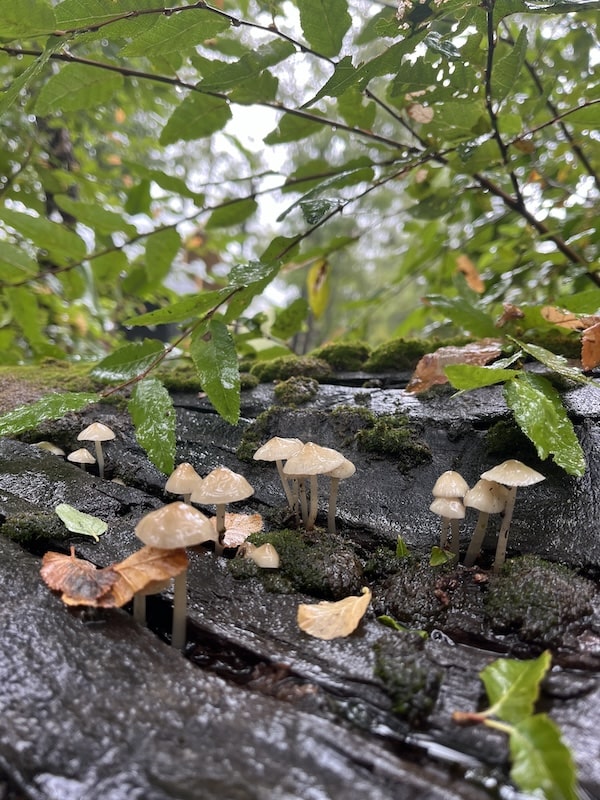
275,459,296,511
307,474,319,530
328,477,340,535
133,593,146,625
298,479,309,528
439,517,450,550
492,487,517,573
171,571,188,650
93,441,105,479
464,511,490,567
449,518,461,557
215,503,226,537
182,492,192,505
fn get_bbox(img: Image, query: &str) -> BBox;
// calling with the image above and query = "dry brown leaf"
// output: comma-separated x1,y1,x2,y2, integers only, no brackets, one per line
582,320,600,371
456,254,484,293
41,547,118,605
109,546,188,607
212,512,264,548
406,339,503,394
541,306,600,331
495,303,525,327
297,587,372,640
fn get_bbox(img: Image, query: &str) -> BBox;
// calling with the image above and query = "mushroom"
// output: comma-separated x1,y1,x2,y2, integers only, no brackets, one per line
480,460,545,572
67,448,96,471
325,456,356,535
165,462,203,504
134,501,217,649
431,470,469,553
253,436,303,512
283,443,345,531
241,542,280,569
429,497,465,556
77,421,115,479
34,441,65,457
463,479,508,567
190,466,254,548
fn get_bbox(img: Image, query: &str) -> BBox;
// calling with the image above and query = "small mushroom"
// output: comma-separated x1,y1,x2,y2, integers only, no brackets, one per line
253,436,303,512
431,470,469,553
67,448,96,471
34,441,65,457
429,497,465,557
463,479,508,567
241,542,280,569
283,443,345,531
165,462,203,504
191,466,254,549
480,460,545,572
77,421,115,479
134,501,217,649
325,456,356,535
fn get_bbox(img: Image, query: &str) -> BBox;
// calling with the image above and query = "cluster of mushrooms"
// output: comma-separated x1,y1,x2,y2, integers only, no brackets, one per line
430,459,545,572
37,421,117,480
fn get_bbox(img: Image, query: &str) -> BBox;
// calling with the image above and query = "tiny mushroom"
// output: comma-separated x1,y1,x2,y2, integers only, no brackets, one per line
463,479,508,567
191,466,254,548
253,436,303,512
77,421,115,479
241,542,280,569
480,459,545,572
429,497,465,556
326,456,356,535
34,441,65,457
67,447,96,471
134,501,217,649
165,462,203,505
283,442,345,531
431,470,469,554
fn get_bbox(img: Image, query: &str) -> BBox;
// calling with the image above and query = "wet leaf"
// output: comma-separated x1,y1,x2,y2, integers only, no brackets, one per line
110,546,188,607
55,503,108,542
514,338,595,386
297,587,371,640
407,339,503,393
41,548,117,604
128,377,176,475
429,546,455,566
445,364,520,391
190,319,240,424
218,512,264,548
0,392,99,437
582,321,600,371
481,651,551,724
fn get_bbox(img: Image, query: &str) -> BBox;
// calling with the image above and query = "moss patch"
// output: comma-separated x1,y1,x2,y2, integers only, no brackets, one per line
311,342,371,371
250,356,332,383
1,511,70,544
485,419,538,461
273,376,319,406
356,413,431,470
374,560,454,629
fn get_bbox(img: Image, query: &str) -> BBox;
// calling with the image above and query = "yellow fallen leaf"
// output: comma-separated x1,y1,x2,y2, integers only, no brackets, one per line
297,587,372,640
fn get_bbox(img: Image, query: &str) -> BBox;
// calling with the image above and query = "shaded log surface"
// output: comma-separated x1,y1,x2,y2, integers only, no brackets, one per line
1,379,600,799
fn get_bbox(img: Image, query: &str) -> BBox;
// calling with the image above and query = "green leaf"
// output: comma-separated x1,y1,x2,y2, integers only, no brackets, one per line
190,320,240,424
425,295,499,338
55,503,108,542
396,535,410,558
0,392,99,437
430,546,456,566
160,94,232,145
122,228,180,296
128,378,176,475
0,0,56,38
264,113,327,145
492,27,528,103
481,651,551,724
35,64,123,114
123,288,229,327
90,339,165,382
504,373,586,476
206,198,258,229
0,208,87,265
509,715,578,800
0,37,61,117
445,364,520,390
514,338,595,386
198,40,295,92
306,56,358,105
554,289,600,314
297,0,351,57
0,241,39,281
270,297,309,340
54,197,136,237
121,12,230,56
300,198,339,225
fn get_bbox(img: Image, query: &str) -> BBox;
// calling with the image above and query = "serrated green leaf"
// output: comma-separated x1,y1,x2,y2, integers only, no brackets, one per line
355,31,428,86
206,198,258,229
54,0,129,27
492,26,527,103
425,295,499,338
35,64,123,114
123,288,229,327
198,39,295,92
160,93,232,145
121,11,230,56
300,198,338,225
0,0,56,38
514,338,595,385
55,503,108,542
481,651,551,723
297,0,351,57
54,197,136,237
271,297,309,340
190,320,240,424
264,113,327,145
306,56,358,105
504,373,586,476
445,364,520,390
128,378,175,475
277,162,373,222
0,37,61,118
0,208,87,265
0,392,99,437
230,70,279,104
509,714,578,800
90,339,165,382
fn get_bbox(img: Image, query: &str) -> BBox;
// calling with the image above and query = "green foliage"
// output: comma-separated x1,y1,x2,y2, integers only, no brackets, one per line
54,503,108,542
0,392,99,437
127,378,176,475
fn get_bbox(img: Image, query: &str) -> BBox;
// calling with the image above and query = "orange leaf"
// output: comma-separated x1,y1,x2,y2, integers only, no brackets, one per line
496,303,525,327
41,547,118,605
456,255,484,293
109,546,188,607
297,587,371,640
582,321,600,371
406,339,503,393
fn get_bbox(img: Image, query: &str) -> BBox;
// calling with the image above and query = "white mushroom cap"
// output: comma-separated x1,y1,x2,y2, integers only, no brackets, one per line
327,457,356,480
253,437,304,461
432,470,469,498
35,441,65,456
429,497,465,519
165,463,203,495
480,459,545,488
463,479,508,514
191,466,254,504
67,448,96,465
243,542,280,569
135,501,217,548
77,422,116,442
283,442,345,476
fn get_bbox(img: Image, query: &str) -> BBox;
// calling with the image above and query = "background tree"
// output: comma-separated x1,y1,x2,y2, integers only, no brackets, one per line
0,0,597,473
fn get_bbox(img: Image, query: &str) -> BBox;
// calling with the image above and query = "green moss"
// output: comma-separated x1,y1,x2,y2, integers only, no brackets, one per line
228,528,364,599
311,341,371,371
484,555,596,647
356,413,431,470
235,408,279,462
364,338,430,373
375,560,452,629
250,355,332,383
1,511,69,544
363,545,410,580
273,376,319,406
373,631,442,725
240,372,259,391
485,419,538,460
155,361,202,392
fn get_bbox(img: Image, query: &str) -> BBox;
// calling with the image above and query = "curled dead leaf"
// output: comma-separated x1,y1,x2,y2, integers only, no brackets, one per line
213,512,264,548
297,587,372,640
110,546,188,607
496,303,525,327
406,339,503,393
41,547,118,606
456,254,484,293
582,320,600,371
